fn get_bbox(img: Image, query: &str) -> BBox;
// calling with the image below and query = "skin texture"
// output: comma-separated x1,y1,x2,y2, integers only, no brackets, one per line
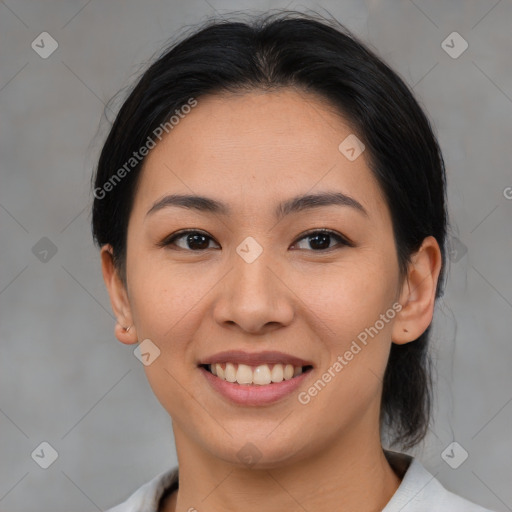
101,89,442,512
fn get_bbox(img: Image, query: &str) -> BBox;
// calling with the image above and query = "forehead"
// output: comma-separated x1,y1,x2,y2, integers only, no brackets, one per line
132,89,386,220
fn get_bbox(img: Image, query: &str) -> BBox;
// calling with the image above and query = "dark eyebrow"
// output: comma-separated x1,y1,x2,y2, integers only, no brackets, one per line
276,191,368,219
146,191,368,219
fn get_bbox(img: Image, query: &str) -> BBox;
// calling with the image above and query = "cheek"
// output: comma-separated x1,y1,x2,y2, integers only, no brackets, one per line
299,254,397,340
127,242,205,329
297,255,397,402
127,263,206,418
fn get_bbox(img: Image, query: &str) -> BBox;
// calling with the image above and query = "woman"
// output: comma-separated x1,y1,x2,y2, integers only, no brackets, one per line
92,11,496,512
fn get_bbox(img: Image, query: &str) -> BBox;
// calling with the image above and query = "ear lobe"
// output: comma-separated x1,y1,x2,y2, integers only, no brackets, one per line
391,236,443,345
100,245,138,345
114,322,138,345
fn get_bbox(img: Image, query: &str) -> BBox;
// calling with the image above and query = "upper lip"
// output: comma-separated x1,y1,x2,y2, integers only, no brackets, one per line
198,350,313,368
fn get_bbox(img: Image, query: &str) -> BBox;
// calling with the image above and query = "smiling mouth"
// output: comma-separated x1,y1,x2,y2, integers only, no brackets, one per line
200,362,314,386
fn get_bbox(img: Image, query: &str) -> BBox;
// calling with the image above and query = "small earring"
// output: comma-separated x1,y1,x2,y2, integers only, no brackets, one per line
124,325,132,333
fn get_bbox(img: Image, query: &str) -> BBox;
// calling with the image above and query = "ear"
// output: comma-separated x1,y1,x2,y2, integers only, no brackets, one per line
391,236,443,345
100,244,138,345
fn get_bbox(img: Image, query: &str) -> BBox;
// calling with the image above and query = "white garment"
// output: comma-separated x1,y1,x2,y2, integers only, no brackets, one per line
104,450,496,512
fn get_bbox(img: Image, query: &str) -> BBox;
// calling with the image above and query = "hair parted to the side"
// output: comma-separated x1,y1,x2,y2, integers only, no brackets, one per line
91,10,448,450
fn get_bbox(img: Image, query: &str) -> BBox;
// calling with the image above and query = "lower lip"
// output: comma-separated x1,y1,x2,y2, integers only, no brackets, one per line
200,366,312,406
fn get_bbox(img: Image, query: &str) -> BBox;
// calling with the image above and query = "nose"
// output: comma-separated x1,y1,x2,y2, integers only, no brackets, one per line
212,247,294,335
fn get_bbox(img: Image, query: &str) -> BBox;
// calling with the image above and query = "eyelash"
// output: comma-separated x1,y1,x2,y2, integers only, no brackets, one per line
158,228,354,252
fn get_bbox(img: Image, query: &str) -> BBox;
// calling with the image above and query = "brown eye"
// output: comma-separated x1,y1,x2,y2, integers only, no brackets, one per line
291,229,353,251
159,230,220,251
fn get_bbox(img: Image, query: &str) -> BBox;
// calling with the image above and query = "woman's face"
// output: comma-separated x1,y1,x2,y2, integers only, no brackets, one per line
118,89,406,467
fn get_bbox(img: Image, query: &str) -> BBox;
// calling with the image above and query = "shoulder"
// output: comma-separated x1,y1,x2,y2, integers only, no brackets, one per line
383,450,496,512
104,467,179,512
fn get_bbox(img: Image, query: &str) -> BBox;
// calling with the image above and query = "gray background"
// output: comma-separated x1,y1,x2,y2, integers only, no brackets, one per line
1,0,511,511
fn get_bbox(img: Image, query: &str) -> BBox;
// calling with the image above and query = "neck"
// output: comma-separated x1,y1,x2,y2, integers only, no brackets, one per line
164,422,402,512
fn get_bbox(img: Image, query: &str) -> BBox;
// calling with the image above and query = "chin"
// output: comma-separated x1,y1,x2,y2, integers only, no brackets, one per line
204,434,311,470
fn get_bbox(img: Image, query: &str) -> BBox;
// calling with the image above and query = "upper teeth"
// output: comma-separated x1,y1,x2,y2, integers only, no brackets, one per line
209,363,303,385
